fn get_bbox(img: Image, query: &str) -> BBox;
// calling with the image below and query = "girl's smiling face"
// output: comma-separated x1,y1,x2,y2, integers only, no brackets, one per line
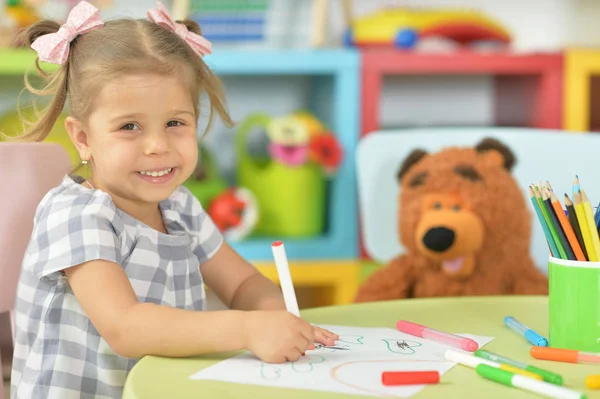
68,73,199,212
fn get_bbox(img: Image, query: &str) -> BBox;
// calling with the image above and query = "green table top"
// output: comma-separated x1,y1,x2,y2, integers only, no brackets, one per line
122,296,598,398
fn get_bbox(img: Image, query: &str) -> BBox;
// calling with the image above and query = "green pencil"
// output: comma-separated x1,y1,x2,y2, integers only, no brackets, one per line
542,187,575,260
529,186,559,258
534,185,567,259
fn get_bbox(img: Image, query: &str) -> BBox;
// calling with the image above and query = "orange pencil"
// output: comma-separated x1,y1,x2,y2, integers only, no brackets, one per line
549,189,586,261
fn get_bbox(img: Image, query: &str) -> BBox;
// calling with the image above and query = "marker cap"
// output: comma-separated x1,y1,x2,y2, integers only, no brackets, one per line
526,366,563,385
382,371,439,386
525,330,548,347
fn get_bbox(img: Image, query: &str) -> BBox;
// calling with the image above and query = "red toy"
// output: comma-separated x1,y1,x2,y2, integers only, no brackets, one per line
208,187,258,241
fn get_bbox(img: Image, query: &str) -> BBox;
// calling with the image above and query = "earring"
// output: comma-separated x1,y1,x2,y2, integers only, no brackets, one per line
81,160,88,165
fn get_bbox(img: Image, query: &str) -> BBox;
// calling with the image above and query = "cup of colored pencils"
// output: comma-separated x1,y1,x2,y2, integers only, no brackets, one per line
529,177,600,353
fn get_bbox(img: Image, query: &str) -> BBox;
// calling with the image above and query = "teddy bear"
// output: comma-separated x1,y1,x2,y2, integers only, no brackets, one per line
354,137,549,302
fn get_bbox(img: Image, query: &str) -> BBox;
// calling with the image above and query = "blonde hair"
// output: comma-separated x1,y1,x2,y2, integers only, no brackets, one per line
8,17,233,143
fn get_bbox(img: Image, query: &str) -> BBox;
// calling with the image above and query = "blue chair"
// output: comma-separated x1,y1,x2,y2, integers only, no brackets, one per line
356,127,600,272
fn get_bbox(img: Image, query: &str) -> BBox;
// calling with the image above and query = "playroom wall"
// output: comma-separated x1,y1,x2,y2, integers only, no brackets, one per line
3,0,600,180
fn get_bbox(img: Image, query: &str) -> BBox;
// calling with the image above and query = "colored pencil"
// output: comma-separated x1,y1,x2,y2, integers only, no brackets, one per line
542,188,575,260
580,189,600,261
573,175,580,198
549,190,586,261
565,194,588,260
533,185,567,259
594,201,600,230
574,191,597,261
529,187,559,258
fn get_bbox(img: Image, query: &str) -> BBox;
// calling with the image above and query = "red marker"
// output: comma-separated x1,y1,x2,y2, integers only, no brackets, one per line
382,371,440,386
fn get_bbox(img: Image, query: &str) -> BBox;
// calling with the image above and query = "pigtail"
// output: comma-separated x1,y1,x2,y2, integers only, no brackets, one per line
2,21,70,142
197,62,235,136
179,19,235,136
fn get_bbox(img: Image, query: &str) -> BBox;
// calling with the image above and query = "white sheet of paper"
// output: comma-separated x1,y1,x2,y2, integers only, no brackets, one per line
189,325,494,398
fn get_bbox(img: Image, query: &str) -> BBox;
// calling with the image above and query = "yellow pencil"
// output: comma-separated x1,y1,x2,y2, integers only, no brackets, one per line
574,192,597,261
580,189,600,261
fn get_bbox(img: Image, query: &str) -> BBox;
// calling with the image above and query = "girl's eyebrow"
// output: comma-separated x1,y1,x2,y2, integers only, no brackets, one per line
110,113,144,123
171,110,195,117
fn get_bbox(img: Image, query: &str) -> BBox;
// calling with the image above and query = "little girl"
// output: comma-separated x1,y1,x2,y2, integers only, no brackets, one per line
9,2,337,398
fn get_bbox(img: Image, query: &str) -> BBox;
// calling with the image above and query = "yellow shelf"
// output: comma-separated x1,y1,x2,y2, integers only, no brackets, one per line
564,48,600,132
254,260,361,306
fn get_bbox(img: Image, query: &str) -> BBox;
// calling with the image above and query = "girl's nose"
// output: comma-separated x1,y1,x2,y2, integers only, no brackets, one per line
144,130,170,155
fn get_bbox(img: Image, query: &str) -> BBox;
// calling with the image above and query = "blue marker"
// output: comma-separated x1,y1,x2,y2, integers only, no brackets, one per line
504,316,548,347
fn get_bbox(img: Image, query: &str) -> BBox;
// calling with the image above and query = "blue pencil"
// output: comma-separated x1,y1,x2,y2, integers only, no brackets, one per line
529,186,559,257
594,201,600,229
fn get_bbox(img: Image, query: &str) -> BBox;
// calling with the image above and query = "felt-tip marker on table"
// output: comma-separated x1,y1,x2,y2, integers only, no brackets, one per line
474,349,563,385
381,371,439,386
396,320,479,352
504,316,548,346
446,350,586,399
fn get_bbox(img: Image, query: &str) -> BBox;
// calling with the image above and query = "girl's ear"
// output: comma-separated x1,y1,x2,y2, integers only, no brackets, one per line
65,117,91,160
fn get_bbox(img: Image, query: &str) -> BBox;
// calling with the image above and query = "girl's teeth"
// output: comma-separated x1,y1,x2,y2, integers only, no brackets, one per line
140,168,172,177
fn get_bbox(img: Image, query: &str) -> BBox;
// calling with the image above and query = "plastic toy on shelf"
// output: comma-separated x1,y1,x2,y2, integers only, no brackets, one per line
184,144,258,242
235,111,343,239
208,187,258,242
345,7,511,50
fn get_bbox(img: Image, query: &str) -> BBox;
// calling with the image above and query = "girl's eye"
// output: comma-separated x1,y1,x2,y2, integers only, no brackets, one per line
167,120,184,128
121,123,140,131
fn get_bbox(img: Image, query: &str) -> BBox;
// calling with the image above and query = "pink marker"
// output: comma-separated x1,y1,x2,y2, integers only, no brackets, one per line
396,320,479,352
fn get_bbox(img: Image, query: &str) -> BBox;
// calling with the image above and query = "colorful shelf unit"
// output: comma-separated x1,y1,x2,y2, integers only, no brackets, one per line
360,50,564,138
202,49,360,264
564,48,600,132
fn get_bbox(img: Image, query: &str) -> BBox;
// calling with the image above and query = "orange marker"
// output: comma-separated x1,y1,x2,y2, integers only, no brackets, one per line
531,346,600,364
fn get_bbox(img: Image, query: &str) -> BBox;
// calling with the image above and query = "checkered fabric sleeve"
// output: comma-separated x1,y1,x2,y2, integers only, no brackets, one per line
171,186,224,263
25,190,123,280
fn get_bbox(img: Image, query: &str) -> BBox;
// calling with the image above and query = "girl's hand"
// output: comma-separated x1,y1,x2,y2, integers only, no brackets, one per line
242,311,339,363
307,326,339,350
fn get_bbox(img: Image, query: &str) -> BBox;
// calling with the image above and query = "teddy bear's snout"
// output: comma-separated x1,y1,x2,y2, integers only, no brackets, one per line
422,227,455,252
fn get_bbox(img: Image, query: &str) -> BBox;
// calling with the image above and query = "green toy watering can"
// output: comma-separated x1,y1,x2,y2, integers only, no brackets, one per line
184,144,227,208
235,113,326,237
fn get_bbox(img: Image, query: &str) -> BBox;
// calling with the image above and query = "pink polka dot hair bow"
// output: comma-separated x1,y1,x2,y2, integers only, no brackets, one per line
31,1,104,65
147,1,212,57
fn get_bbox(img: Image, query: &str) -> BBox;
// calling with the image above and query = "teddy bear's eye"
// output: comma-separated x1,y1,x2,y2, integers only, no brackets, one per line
433,202,442,210
452,205,461,212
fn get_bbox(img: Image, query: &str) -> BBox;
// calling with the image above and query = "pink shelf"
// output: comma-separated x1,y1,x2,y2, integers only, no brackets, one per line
361,50,564,138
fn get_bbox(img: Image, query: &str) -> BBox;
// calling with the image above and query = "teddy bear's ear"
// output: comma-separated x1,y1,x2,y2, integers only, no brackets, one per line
475,137,516,171
397,149,428,181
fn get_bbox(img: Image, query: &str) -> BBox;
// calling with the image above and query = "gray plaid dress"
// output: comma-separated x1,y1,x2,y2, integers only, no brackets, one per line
11,175,223,398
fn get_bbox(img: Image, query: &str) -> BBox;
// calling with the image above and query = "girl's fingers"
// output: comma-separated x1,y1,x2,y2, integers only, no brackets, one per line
314,328,336,345
315,326,339,340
